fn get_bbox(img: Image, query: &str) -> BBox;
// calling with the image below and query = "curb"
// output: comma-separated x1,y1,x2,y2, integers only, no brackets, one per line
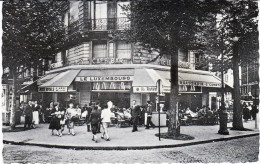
3,132,259,150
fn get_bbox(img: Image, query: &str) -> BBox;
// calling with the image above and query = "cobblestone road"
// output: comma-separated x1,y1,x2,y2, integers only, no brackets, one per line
2,136,259,163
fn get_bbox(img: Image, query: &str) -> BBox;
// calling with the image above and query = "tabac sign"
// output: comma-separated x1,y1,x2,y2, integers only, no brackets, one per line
38,87,68,92
133,86,171,93
75,76,134,82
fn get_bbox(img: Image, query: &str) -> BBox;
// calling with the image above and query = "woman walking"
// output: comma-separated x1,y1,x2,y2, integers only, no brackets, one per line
65,102,77,136
101,101,113,141
89,106,101,143
48,103,62,137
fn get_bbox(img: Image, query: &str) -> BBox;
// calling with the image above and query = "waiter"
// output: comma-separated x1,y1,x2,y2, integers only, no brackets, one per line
145,101,155,129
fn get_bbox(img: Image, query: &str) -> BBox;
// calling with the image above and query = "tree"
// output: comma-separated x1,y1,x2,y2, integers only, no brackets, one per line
2,1,66,129
120,1,218,136
203,1,258,130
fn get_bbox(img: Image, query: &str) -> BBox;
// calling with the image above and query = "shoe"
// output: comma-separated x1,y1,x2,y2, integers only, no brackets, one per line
68,132,71,135
59,133,62,137
92,138,95,141
106,138,110,141
95,140,98,143
72,133,76,136
145,127,150,129
101,136,104,139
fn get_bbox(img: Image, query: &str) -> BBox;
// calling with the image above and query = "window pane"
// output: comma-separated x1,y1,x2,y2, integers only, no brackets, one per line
117,41,131,59
93,43,107,58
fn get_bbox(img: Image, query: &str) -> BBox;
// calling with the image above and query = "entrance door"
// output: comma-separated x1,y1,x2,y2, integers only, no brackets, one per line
91,92,130,108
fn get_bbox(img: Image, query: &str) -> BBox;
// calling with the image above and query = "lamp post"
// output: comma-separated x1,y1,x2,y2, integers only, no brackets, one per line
156,79,162,141
218,35,229,135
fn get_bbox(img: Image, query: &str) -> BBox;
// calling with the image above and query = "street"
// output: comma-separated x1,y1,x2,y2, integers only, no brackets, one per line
3,136,259,163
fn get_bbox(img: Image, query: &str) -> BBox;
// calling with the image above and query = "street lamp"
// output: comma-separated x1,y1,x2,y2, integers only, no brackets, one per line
156,79,162,141
218,36,230,135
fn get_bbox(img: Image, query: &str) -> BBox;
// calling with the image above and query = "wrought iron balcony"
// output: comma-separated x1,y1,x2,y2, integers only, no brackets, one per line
67,17,130,35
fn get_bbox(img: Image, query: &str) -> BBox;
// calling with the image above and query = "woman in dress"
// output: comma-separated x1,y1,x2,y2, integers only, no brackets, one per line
65,102,77,136
89,106,101,143
48,103,62,137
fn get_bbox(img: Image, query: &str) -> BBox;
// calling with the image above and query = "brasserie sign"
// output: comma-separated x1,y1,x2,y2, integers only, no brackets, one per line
179,80,222,88
75,76,134,82
38,87,68,92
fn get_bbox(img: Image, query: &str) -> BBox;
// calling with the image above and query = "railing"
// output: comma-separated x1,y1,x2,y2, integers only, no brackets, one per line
67,17,130,35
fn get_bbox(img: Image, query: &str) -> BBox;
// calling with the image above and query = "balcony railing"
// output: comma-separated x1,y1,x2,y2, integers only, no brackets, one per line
67,17,130,35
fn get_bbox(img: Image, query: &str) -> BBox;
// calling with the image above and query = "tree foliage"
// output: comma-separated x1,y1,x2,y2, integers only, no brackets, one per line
2,1,66,73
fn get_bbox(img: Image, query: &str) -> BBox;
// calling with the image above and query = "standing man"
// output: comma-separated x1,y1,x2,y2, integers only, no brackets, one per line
145,101,155,129
101,101,113,141
131,101,141,132
24,101,33,130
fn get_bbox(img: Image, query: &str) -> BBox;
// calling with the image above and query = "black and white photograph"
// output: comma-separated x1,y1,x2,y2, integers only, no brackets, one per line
1,0,259,163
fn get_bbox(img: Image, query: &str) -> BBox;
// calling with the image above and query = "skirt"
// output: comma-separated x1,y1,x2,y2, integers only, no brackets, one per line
49,116,61,130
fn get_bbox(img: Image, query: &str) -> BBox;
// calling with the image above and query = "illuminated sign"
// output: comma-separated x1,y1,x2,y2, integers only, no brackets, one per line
38,87,68,92
75,76,133,82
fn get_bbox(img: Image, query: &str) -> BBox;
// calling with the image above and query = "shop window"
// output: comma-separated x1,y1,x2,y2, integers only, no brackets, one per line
116,41,131,59
93,42,107,58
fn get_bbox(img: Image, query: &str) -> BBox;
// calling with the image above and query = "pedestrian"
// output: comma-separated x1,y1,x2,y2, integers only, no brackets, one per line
145,101,155,129
131,104,141,132
65,102,77,136
32,101,40,126
251,103,258,120
243,102,250,122
96,102,102,133
23,101,33,130
86,102,93,132
48,103,62,137
101,101,113,141
89,106,101,143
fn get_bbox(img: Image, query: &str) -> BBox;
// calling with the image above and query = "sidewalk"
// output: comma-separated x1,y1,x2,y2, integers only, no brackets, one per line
3,120,259,150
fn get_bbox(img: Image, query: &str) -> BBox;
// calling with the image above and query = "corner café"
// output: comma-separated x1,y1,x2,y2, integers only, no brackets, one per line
36,64,231,116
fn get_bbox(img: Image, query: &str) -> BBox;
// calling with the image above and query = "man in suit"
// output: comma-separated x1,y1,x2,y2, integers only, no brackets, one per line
131,103,141,132
24,101,33,130
145,101,155,129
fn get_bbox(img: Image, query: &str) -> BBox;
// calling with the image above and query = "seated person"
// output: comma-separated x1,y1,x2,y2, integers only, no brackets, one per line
123,108,131,119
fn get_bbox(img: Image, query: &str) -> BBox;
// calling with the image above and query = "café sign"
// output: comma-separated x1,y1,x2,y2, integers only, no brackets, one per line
38,87,68,92
75,76,134,82
179,80,222,88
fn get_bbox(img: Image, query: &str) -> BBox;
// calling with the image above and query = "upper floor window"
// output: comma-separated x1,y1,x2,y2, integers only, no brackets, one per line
70,1,80,23
116,41,131,59
179,49,188,62
93,41,107,58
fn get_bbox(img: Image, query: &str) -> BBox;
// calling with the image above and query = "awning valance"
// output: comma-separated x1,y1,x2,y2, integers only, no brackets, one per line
132,69,231,93
75,69,135,82
38,70,80,92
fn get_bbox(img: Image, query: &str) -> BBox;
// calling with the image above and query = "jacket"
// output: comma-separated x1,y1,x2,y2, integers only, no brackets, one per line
146,104,153,116
24,105,33,117
89,110,101,124
131,105,141,118
101,108,112,123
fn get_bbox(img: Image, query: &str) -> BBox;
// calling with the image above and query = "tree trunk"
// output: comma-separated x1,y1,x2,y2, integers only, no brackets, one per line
10,67,17,130
232,42,244,130
167,48,180,136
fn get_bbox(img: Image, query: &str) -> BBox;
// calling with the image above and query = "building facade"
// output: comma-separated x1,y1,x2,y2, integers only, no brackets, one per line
240,59,259,103
34,1,229,113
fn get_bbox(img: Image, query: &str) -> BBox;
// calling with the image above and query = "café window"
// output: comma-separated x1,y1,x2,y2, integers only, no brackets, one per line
116,41,131,59
93,42,107,58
